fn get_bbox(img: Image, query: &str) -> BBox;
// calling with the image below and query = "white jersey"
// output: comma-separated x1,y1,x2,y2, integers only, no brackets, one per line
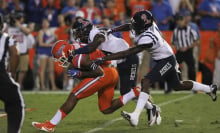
134,22,174,60
7,24,29,54
89,27,130,53
89,26,130,64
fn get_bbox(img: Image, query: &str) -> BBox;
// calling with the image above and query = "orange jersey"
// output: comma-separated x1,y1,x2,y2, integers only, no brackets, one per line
71,49,118,112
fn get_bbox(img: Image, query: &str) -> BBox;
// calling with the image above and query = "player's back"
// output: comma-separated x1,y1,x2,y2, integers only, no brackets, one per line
89,27,130,54
134,22,174,60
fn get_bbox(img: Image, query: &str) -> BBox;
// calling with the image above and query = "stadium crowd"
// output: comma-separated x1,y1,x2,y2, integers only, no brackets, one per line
1,0,220,91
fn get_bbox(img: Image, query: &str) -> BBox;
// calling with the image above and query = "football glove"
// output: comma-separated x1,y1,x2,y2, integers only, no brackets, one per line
68,51,75,62
93,57,105,66
67,69,81,78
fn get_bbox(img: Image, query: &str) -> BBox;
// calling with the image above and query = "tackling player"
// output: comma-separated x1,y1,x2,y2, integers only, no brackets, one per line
93,10,218,127
70,17,161,126
32,40,142,132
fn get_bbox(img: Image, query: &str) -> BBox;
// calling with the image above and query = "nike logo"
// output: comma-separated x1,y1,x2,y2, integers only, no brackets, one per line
41,126,54,132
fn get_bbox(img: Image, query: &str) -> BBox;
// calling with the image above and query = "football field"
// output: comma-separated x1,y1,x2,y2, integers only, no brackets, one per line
0,91,220,133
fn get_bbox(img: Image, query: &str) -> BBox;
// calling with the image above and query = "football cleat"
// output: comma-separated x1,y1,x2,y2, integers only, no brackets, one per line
210,84,218,102
121,111,139,127
32,120,55,132
147,105,157,126
155,105,162,125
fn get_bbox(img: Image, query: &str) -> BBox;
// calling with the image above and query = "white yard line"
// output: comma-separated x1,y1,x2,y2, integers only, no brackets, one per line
83,94,194,133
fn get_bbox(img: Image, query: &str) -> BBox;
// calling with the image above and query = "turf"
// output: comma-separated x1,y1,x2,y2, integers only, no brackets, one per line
0,91,220,133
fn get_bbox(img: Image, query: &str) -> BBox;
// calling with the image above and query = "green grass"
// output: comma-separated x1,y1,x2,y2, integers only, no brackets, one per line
0,92,220,133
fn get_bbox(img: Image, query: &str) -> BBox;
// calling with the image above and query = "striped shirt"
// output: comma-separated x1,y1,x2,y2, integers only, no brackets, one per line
171,25,198,50
0,33,16,68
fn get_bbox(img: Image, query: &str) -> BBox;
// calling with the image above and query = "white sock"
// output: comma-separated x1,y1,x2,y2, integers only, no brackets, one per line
120,89,136,105
191,81,211,93
50,109,67,125
133,92,149,117
145,101,153,109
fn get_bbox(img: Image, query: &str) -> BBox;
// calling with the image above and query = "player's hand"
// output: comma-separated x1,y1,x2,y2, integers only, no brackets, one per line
99,27,113,35
93,57,105,65
67,69,81,78
68,51,75,62
107,29,113,35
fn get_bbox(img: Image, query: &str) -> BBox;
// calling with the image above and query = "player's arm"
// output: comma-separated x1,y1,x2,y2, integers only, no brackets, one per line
81,55,104,78
9,44,19,79
73,34,105,54
69,54,103,78
110,23,131,33
102,44,151,61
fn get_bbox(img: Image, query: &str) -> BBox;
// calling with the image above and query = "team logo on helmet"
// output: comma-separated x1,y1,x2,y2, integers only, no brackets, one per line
55,44,65,57
141,14,151,25
77,18,90,27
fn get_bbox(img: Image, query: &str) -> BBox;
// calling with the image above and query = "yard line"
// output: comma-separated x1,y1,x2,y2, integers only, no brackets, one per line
83,94,194,133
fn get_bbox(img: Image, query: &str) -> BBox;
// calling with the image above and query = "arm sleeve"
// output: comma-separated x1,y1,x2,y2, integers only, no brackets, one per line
190,28,198,41
136,33,155,46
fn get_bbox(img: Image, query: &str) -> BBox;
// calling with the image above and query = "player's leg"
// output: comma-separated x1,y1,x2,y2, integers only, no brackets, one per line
1,73,25,133
174,80,218,101
32,68,117,131
100,85,141,114
32,76,103,131
99,67,142,114
117,54,139,95
121,55,176,126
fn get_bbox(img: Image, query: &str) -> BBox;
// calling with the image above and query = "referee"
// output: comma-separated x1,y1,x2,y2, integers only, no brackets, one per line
0,15,25,133
172,14,199,81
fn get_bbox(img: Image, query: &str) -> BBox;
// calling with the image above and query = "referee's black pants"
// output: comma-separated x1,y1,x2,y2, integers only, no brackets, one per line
0,66,25,133
175,48,196,81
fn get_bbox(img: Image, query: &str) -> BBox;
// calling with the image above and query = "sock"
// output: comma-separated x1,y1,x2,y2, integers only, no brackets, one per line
145,101,153,109
50,109,67,125
133,92,149,117
119,89,136,105
191,81,211,93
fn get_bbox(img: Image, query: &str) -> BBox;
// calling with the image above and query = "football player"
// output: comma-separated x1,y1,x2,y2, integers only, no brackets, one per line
70,17,161,126
93,10,218,126
32,40,142,132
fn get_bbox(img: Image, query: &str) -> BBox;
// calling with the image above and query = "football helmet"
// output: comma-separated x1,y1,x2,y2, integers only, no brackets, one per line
51,40,81,67
72,17,93,43
131,10,153,35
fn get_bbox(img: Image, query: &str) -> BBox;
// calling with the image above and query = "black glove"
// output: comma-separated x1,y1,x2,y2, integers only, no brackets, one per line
68,51,75,62
94,57,105,65
89,57,105,70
